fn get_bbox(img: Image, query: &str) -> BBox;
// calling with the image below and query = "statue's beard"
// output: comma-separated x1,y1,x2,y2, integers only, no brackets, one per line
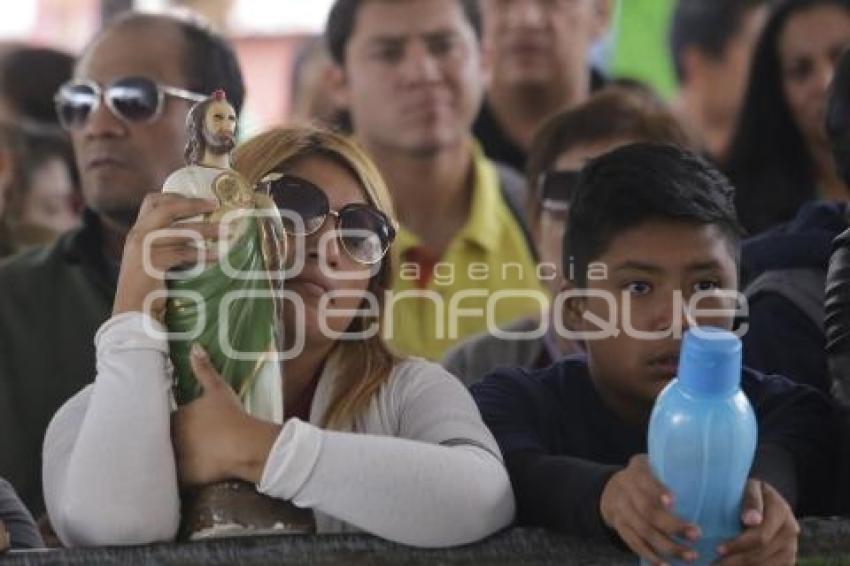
203,129,236,156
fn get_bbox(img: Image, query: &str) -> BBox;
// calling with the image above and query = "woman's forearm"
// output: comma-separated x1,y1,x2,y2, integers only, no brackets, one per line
258,420,515,548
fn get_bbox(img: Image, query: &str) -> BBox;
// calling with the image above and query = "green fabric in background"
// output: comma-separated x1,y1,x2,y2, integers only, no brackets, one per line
609,0,678,99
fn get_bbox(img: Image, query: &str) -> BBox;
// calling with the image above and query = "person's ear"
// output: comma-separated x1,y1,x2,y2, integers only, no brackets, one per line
326,63,351,110
590,0,613,42
561,278,587,332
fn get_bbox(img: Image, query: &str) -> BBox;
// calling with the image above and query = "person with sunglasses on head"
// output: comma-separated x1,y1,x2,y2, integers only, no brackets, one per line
0,11,244,519
325,0,545,362
43,126,515,547
442,87,698,385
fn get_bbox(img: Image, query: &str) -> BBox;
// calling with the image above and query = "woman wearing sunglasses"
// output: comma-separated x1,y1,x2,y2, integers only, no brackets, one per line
42,127,515,548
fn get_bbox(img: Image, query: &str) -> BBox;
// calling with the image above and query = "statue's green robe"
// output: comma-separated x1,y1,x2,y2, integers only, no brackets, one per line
166,215,283,421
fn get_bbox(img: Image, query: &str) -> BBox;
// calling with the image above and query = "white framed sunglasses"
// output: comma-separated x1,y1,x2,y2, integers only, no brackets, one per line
55,76,206,130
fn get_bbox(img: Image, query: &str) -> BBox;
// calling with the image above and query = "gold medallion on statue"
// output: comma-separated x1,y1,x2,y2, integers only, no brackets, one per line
213,170,252,208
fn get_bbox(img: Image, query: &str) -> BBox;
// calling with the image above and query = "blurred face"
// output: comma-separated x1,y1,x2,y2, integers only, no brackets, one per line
280,156,375,345
336,0,486,155
482,0,604,92
72,23,193,225
565,221,738,420
698,6,766,122
537,138,630,294
19,157,79,233
203,99,237,154
779,4,850,149
290,48,340,126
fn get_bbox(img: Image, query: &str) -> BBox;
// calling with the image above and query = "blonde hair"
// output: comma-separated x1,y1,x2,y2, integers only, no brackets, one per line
232,126,399,430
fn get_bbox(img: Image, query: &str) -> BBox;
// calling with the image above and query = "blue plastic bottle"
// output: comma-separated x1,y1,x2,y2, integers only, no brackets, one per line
646,327,757,565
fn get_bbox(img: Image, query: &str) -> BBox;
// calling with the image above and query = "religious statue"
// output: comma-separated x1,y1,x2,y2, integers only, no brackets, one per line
162,91,314,539
162,89,286,423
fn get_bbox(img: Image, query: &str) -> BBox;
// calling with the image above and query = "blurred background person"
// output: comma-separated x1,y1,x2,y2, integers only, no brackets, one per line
443,87,696,384
0,125,79,258
288,37,346,130
325,0,543,361
726,0,850,235
669,0,767,163
474,0,612,172
0,45,74,127
740,46,850,395
0,45,79,257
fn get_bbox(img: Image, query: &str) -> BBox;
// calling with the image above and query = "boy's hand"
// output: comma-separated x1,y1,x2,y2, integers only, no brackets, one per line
715,479,798,565
600,454,701,565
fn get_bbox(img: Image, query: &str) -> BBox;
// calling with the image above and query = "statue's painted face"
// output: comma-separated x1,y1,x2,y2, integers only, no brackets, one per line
203,99,237,155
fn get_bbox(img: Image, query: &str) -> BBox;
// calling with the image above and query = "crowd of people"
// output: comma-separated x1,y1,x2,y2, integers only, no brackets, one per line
1,0,850,564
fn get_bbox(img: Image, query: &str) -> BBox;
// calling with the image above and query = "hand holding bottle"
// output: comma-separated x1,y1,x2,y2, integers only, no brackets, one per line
715,478,798,565
600,454,701,564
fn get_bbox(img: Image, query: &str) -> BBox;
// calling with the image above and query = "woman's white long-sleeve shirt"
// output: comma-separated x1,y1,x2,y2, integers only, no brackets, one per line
42,313,514,548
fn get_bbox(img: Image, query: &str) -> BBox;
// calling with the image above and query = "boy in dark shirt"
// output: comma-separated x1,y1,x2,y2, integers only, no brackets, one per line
472,144,838,565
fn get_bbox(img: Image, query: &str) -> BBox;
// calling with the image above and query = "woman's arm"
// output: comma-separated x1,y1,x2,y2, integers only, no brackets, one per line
42,313,180,547
257,361,515,548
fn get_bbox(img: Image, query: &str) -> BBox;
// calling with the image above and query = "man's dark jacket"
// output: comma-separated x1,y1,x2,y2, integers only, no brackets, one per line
0,210,114,515
741,201,848,393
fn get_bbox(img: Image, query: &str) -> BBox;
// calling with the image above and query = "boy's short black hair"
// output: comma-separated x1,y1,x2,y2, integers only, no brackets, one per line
325,0,482,65
564,143,742,285
827,48,850,188
669,0,764,82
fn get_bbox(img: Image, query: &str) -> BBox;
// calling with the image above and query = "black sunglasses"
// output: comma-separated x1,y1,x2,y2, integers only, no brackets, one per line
263,174,397,265
55,76,206,130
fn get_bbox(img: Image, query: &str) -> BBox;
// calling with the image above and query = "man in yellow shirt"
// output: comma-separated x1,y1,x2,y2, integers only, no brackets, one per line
325,0,544,360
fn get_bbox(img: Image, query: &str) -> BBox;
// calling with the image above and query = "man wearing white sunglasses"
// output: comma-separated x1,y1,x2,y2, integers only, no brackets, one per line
0,11,245,518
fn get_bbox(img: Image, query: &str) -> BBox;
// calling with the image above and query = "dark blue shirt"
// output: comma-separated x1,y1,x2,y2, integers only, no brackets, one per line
471,356,839,537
